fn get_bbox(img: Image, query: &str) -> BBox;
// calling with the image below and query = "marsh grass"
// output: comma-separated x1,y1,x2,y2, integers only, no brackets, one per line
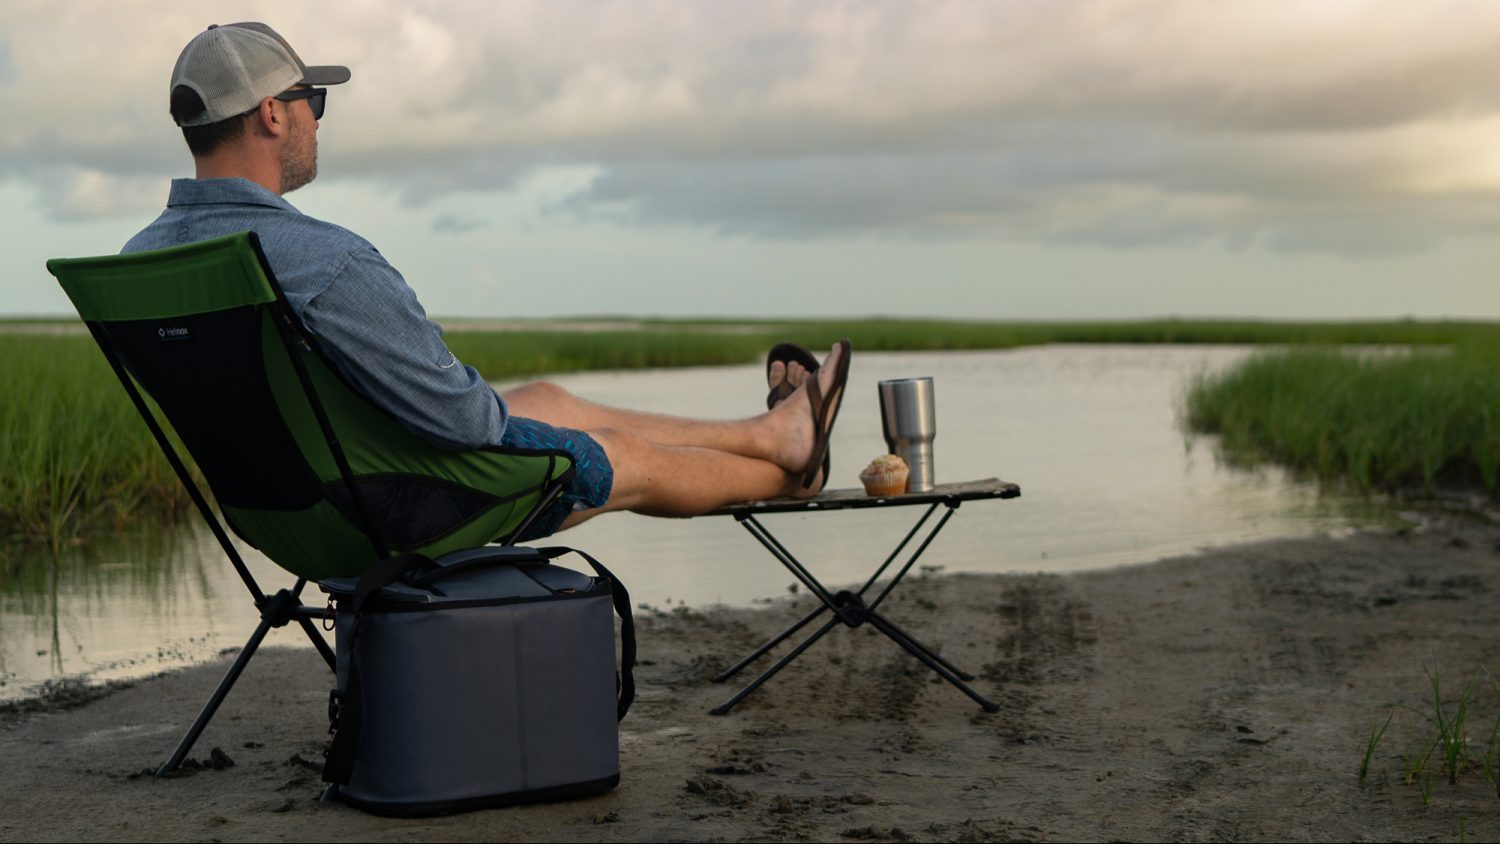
0,336,189,553
1419,664,1482,786
1360,712,1394,784
1184,342,1500,495
5,317,1498,543
1481,669,1500,799
1402,726,1440,796
444,330,777,378
1363,661,1500,810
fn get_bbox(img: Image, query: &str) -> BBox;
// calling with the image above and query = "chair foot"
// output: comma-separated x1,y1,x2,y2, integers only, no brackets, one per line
156,615,275,777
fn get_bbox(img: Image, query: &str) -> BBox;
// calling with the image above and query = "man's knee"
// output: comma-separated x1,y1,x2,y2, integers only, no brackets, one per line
508,380,570,401
503,380,575,416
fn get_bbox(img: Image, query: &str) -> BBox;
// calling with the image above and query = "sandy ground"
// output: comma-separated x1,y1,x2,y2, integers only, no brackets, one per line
4,510,1500,842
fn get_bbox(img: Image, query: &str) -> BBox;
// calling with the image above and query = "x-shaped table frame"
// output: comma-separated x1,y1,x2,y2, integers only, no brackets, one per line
704,478,1021,715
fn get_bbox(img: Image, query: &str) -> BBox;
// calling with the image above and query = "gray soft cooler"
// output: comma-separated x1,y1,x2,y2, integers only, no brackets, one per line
319,545,634,817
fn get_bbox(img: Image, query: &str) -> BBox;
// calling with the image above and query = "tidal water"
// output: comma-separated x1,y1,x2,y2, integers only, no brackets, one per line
0,345,1384,700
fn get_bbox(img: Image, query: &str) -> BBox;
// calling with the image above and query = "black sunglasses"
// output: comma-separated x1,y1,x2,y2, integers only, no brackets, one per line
273,87,327,120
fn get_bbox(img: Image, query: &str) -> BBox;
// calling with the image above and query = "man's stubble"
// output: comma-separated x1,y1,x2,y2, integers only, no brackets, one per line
279,108,318,195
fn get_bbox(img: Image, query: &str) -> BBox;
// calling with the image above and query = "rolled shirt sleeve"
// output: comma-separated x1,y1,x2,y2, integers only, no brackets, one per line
300,247,508,450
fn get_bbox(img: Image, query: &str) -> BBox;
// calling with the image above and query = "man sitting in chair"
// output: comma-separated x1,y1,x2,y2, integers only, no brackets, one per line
125,22,850,541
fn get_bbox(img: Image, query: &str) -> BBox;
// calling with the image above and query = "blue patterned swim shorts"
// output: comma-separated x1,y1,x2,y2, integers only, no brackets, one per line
500,416,614,540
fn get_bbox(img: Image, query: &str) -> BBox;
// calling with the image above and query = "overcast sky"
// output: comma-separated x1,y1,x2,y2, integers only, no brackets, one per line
5,0,1500,319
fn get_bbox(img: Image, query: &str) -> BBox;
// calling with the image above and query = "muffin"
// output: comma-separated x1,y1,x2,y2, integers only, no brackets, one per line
859,454,910,497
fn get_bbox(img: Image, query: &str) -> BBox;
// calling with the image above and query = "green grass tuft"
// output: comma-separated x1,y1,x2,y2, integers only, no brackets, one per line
1184,341,1500,495
1366,661,1500,812
1361,711,1394,785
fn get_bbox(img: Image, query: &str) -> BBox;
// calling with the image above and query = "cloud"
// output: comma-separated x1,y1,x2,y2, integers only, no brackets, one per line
6,1,1500,251
3,166,166,222
431,212,486,234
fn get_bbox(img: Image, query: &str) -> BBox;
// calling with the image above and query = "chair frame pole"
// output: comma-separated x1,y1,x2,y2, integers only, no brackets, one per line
84,322,338,776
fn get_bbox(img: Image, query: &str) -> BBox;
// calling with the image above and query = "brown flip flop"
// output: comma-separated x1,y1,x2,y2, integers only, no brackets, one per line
800,339,851,490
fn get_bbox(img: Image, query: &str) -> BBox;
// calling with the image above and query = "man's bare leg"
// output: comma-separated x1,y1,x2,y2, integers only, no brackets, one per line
555,428,804,531
502,342,846,477
525,343,847,530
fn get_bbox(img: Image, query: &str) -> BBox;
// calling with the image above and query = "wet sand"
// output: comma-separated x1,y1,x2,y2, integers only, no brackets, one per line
4,511,1500,842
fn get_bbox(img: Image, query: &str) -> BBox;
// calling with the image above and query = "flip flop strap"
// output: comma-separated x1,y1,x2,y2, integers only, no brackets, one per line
806,370,825,429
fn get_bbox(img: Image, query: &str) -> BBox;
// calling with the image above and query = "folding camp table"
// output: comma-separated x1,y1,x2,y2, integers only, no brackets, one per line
704,477,1020,715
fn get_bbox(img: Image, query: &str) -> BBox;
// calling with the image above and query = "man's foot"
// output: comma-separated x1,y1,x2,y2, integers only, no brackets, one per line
790,462,826,498
768,340,850,494
765,340,850,496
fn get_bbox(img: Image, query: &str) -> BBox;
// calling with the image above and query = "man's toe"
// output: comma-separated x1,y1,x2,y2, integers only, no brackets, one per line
787,361,807,388
767,360,786,388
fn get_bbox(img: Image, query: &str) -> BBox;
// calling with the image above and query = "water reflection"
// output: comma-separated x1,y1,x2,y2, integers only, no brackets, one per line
1,519,299,700
1,346,1389,699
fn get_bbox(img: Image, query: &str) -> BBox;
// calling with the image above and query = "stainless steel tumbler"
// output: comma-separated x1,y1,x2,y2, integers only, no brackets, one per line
877,377,936,492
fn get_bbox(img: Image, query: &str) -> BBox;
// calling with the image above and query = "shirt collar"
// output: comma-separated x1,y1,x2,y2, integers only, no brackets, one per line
166,177,301,213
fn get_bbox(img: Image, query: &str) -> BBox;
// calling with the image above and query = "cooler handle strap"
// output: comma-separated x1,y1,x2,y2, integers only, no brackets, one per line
322,552,432,784
537,545,636,721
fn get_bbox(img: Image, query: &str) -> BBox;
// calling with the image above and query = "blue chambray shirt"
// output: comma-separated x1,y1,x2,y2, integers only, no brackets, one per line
122,178,509,450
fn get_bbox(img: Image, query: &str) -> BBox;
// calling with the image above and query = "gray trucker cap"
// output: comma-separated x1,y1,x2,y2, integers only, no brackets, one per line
171,22,350,126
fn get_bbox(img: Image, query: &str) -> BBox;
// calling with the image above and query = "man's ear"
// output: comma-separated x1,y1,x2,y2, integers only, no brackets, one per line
253,97,286,138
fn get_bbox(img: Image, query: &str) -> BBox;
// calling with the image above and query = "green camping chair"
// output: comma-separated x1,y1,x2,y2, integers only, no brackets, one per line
46,232,575,777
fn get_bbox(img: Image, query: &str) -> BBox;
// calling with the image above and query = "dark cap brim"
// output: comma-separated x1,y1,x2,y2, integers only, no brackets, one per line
301,65,351,85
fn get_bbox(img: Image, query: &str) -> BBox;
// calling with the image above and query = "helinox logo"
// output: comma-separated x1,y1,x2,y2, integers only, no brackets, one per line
158,326,191,342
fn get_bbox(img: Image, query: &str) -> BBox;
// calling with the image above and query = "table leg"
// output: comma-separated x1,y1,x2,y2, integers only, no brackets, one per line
865,612,999,713
739,514,841,611
867,610,977,681
865,503,958,614
711,603,829,683
855,502,939,594
715,502,998,715
710,616,843,716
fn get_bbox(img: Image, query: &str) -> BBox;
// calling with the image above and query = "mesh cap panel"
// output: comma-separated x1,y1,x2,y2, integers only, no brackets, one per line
170,23,349,126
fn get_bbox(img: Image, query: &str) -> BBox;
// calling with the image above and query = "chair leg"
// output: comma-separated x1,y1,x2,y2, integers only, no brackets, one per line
155,614,276,778
297,616,337,671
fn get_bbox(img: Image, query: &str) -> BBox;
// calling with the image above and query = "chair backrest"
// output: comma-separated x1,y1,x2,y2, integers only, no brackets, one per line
47,232,573,580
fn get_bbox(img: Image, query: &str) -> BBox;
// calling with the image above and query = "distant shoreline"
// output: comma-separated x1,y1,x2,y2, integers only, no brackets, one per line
5,314,1499,343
